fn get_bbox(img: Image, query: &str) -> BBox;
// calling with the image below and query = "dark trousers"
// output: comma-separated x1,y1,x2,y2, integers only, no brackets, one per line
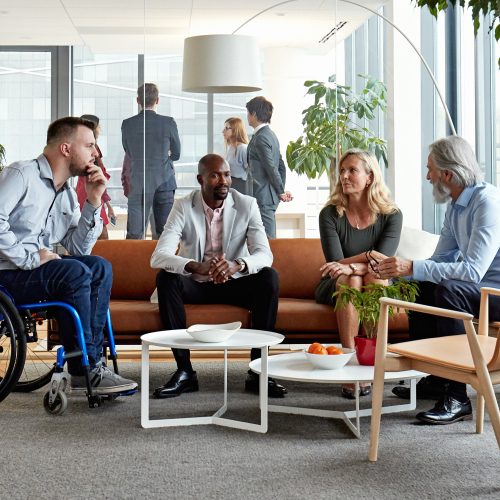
409,280,500,400
0,256,112,375
126,183,175,239
156,267,279,372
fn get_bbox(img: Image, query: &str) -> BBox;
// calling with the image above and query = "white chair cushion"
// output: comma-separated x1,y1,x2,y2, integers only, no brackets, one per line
396,226,440,261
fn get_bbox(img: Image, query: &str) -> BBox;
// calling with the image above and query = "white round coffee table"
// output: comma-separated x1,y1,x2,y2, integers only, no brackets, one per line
141,329,284,432
249,351,425,438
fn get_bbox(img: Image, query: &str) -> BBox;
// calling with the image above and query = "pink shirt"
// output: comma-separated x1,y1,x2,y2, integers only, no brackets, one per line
191,197,225,282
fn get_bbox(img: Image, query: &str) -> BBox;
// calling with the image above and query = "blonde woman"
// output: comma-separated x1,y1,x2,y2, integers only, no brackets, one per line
315,149,402,399
222,117,252,195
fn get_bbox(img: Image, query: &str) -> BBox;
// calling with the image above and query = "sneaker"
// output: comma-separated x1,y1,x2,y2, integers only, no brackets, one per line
71,365,138,395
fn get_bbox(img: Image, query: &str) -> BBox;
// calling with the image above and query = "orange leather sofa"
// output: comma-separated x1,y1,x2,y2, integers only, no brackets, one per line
92,239,409,344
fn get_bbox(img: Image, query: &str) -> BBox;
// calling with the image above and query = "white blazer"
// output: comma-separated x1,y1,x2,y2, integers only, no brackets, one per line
150,189,273,277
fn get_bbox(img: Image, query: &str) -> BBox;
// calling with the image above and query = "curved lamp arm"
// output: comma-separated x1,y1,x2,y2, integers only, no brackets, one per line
339,0,457,136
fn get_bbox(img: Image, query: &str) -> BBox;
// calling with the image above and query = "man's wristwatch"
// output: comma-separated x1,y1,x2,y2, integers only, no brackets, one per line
235,258,247,273
349,263,358,274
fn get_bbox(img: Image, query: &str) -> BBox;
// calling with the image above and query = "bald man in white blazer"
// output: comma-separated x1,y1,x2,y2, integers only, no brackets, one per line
150,153,287,399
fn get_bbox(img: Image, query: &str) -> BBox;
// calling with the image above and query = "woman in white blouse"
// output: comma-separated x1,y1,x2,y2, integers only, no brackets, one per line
222,117,252,195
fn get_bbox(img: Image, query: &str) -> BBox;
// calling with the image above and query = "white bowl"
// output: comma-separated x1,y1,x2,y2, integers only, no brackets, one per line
186,321,242,343
304,345,355,370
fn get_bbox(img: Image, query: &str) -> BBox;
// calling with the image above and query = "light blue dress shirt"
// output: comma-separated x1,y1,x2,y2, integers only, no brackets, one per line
0,154,102,270
412,182,500,285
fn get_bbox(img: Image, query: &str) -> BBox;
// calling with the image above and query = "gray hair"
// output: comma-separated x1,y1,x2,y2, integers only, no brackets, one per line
429,136,483,187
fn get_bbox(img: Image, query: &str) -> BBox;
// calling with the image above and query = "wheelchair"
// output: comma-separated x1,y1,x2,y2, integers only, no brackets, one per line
0,286,136,414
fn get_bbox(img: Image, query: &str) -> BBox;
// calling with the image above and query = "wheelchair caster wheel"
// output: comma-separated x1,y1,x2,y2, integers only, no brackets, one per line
88,395,102,408
43,390,68,416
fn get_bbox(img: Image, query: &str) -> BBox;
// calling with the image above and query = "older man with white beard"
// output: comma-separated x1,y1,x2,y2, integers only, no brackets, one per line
372,135,500,425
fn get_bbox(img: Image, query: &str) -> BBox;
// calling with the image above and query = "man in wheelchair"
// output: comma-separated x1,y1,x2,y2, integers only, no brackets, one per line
0,116,137,396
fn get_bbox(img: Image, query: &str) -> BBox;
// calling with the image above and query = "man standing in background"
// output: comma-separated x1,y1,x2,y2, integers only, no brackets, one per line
246,96,292,239
122,83,181,239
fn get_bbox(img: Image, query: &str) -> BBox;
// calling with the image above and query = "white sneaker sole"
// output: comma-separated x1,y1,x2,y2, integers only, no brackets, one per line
71,382,138,395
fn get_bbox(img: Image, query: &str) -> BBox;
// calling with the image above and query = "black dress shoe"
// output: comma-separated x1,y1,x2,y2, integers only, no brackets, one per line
392,376,447,400
153,370,199,399
416,395,472,425
245,371,287,398
341,385,371,400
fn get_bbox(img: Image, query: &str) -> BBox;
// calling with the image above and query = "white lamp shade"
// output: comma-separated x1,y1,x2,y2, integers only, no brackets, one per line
182,34,262,93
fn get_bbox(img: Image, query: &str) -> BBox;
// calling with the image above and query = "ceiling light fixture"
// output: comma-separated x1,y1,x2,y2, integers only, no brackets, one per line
319,21,348,44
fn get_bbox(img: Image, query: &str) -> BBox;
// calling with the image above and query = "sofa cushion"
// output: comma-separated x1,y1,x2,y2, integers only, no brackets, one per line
270,238,324,299
109,300,251,337
93,240,157,299
276,298,336,332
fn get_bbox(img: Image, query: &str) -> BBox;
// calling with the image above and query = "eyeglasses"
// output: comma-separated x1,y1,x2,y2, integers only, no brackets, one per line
222,126,232,131
365,250,379,274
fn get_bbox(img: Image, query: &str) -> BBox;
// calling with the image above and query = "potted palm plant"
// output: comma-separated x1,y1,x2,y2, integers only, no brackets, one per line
333,280,419,365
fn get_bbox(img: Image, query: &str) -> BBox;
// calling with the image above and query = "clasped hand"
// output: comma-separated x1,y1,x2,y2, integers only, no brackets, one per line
320,261,352,279
372,256,413,279
189,254,239,284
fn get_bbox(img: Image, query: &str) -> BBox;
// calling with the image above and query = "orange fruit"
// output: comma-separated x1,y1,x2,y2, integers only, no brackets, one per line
308,342,327,355
326,346,344,355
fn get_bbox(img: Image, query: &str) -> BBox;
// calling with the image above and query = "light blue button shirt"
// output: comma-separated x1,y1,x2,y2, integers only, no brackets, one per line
0,154,102,270
412,182,500,285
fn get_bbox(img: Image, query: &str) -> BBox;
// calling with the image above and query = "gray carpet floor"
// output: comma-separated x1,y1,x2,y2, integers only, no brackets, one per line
1,360,499,500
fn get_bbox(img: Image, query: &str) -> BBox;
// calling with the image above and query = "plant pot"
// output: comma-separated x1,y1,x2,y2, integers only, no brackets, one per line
354,336,377,366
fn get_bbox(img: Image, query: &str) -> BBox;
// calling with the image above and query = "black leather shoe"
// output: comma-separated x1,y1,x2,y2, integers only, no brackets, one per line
153,370,199,399
341,385,371,400
416,395,472,425
392,376,447,400
245,371,287,398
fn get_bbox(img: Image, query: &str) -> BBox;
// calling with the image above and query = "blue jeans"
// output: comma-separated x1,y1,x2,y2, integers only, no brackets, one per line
0,256,112,375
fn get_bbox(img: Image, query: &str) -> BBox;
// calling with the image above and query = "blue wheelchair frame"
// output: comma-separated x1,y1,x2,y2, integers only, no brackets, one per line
0,284,135,413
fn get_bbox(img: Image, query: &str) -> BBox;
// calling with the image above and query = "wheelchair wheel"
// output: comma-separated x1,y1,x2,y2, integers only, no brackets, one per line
43,390,67,415
0,290,27,402
13,311,56,393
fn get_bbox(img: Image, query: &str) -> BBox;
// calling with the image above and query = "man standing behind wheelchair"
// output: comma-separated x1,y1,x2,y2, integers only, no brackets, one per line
0,116,137,396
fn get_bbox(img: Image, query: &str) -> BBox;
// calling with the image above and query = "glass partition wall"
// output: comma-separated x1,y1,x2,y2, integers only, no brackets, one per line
0,1,498,240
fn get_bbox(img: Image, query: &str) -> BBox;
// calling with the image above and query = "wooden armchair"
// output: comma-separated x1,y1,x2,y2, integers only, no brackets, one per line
369,287,500,462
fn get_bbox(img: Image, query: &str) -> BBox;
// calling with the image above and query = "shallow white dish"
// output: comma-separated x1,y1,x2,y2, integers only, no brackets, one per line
186,321,242,343
304,344,355,370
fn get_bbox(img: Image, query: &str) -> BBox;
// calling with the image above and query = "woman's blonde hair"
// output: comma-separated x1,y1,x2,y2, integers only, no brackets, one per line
224,117,249,154
326,148,398,221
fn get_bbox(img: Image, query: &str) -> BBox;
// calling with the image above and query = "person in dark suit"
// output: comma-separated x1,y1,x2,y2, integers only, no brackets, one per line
121,83,181,239
246,96,292,238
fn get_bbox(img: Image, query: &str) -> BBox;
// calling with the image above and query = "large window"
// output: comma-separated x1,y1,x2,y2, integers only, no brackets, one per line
73,47,138,214
0,49,51,165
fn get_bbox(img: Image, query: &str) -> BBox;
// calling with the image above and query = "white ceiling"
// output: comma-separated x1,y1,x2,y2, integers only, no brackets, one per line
0,0,387,54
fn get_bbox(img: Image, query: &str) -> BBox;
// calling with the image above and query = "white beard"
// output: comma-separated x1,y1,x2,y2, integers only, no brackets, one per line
432,180,452,204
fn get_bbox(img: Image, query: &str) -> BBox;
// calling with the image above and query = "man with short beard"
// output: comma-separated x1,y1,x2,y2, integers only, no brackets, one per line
150,153,286,398
373,135,500,425
0,116,137,396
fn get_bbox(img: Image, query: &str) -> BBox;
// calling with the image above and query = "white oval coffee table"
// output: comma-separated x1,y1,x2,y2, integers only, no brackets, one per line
249,351,425,438
141,329,284,432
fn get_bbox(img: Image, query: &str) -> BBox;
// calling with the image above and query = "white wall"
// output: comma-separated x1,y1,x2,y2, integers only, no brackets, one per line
385,1,423,229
